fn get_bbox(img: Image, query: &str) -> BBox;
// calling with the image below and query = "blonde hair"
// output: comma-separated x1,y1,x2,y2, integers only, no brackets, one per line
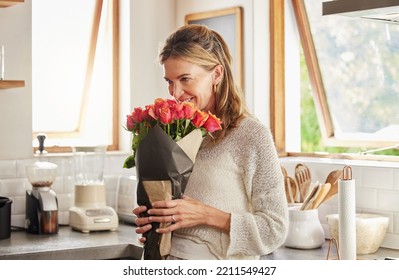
159,24,249,141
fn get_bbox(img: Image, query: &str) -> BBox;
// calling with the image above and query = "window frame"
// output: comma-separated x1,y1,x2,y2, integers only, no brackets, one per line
32,0,119,153
271,0,399,162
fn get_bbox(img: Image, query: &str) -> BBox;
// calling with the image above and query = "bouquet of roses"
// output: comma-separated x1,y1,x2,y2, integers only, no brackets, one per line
124,98,222,260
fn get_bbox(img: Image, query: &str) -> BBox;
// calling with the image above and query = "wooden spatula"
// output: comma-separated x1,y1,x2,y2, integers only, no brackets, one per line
284,176,295,203
295,163,311,202
311,183,331,209
322,170,342,204
300,183,320,210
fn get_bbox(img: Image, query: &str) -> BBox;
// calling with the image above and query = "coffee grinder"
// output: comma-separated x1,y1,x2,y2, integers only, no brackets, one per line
25,162,59,234
69,146,118,233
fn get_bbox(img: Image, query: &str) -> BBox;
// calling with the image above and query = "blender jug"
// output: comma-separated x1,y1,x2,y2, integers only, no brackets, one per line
69,146,118,233
73,146,107,207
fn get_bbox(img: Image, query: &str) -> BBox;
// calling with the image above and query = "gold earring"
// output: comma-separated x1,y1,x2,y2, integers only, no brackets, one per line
213,83,217,94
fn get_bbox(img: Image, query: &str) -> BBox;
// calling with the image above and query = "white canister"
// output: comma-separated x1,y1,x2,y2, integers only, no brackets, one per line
284,205,325,249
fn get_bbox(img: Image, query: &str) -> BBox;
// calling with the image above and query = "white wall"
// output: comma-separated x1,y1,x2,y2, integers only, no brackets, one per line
0,1,33,160
129,0,176,110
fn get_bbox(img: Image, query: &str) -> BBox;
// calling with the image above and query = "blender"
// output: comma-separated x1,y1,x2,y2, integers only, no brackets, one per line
69,146,118,233
25,162,59,234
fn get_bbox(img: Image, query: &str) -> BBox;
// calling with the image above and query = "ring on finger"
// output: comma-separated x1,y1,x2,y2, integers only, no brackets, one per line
171,215,176,223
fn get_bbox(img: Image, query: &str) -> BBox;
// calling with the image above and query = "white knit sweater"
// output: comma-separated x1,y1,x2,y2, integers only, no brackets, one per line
170,116,288,259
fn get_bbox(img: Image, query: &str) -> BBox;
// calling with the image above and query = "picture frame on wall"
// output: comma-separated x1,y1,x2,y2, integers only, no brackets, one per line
185,6,244,89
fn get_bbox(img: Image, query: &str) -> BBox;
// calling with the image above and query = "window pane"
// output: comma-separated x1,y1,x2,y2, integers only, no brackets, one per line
304,0,399,143
32,0,115,147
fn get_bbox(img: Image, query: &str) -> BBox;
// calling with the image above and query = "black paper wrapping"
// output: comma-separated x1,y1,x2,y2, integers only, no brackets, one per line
135,125,200,260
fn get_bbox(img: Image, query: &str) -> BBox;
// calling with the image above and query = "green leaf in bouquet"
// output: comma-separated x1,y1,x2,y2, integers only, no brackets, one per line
123,154,135,169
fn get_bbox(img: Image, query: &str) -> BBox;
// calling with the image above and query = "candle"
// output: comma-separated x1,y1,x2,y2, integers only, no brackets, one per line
1,45,4,80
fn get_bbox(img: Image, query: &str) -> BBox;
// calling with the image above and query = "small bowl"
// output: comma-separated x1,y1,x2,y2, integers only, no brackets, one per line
326,213,389,255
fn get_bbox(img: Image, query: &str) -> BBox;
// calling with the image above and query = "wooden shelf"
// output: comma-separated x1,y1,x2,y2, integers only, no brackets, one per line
0,0,24,8
0,80,25,89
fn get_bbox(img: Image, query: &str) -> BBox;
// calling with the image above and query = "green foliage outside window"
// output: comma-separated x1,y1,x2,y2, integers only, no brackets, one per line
300,52,399,156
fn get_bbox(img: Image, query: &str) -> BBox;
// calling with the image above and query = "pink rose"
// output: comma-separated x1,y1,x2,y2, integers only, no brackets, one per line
192,110,209,128
203,112,223,132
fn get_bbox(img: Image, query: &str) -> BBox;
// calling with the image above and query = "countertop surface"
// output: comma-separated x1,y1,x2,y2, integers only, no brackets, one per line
1,223,398,260
262,241,399,260
0,223,143,260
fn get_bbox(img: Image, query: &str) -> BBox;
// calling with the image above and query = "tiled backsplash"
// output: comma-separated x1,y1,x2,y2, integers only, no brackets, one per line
279,156,399,250
0,152,136,229
1,153,399,250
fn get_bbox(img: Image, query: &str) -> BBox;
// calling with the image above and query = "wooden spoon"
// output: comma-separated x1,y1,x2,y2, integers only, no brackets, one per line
281,165,288,177
284,176,295,203
288,176,300,203
300,183,320,210
311,183,331,209
322,170,342,204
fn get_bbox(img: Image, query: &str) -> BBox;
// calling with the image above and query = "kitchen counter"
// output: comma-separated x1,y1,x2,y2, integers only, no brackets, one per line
262,241,399,260
0,223,143,260
1,223,398,260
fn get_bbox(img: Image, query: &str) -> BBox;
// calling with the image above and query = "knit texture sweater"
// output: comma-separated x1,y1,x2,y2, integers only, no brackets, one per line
170,116,288,259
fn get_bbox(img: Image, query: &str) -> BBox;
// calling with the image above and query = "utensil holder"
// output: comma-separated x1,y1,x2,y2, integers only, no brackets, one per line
284,205,325,249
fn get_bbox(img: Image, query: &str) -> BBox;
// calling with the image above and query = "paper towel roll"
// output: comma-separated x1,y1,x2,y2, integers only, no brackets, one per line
338,178,356,260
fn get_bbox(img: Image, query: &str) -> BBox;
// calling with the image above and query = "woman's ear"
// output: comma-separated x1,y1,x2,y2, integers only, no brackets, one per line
213,64,224,85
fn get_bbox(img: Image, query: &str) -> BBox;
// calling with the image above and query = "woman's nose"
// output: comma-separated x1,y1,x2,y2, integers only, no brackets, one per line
171,84,184,100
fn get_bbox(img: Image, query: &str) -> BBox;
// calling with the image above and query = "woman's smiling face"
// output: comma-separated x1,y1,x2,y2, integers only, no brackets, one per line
163,57,222,113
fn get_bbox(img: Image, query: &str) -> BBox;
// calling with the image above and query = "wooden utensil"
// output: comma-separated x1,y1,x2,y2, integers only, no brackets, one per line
311,183,331,209
289,176,301,203
284,176,295,203
322,170,342,204
300,183,320,210
281,165,288,177
295,163,312,202
289,176,300,203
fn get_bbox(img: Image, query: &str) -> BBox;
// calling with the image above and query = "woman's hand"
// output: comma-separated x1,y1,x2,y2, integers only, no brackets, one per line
133,205,152,243
147,195,231,234
133,195,231,243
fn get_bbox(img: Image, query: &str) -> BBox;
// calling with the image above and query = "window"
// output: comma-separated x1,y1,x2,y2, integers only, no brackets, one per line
290,0,399,156
32,0,119,152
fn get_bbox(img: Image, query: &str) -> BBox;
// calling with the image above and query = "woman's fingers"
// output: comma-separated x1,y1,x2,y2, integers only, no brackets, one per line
134,196,206,235
135,223,152,233
133,205,147,216
148,213,178,224
151,199,178,209
138,236,146,243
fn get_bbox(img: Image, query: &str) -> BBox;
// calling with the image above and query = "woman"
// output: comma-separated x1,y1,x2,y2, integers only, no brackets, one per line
133,24,288,260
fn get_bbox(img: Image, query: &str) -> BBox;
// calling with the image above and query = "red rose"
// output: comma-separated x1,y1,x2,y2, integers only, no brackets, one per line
181,102,197,119
192,110,209,128
159,105,173,124
126,115,135,130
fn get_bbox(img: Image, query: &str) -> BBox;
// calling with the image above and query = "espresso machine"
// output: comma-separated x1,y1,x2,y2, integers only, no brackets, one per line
25,162,59,234
69,146,118,233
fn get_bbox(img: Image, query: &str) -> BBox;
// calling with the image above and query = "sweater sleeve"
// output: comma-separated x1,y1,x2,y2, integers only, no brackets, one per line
226,119,288,258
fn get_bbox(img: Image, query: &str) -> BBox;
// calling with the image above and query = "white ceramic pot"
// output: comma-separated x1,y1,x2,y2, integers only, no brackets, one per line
284,205,325,249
